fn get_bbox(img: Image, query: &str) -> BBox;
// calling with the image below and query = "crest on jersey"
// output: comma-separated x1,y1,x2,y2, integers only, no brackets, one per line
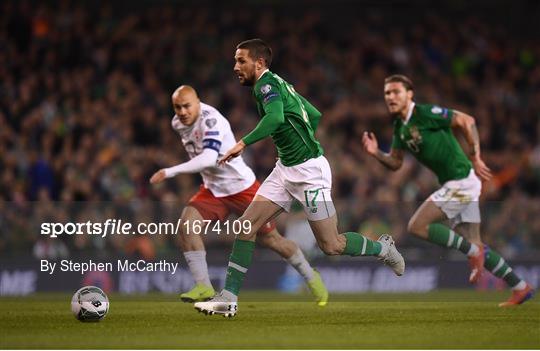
404,125,423,153
260,84,272,94
193,130,202,141
205,118,217,128
431,106,443,114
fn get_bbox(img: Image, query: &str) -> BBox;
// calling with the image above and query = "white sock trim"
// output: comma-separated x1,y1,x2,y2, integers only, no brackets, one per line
228,261,248,273
467,243,479,257
456,236,463,249
221,289,239,302
361,238,367,255
491,257,504,275
512,280,527,291
501,267,512,279
447,230,456,247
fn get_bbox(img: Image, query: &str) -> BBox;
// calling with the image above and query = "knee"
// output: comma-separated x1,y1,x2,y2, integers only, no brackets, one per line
407,218,427,237
238,216,260,238
177,223,198,251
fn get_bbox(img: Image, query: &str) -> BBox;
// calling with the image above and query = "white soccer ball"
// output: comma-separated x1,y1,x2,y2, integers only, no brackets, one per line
71,286,109,322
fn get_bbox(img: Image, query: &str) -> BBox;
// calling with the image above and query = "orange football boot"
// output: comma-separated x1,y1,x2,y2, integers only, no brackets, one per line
499,284,534,307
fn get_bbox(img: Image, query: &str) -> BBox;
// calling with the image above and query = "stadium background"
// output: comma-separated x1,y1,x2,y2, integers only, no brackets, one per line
1,0,539,295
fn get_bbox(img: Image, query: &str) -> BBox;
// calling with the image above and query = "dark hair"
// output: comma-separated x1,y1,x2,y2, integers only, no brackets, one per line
237,39,273,68
384,74,414,91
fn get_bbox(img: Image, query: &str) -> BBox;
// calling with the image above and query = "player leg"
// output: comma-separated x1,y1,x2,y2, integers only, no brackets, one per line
194,195,284,317
178,206,216,302
256,228,296,258
293,156,405,275
307,214,405,276
256,227,329,306
407,194,484,283
180,187,229,302
228,180,328,305
194,168,293,316
453,222,534,306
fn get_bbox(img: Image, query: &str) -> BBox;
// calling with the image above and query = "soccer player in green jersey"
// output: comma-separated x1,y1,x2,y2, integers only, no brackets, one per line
194,39,405,317
362,74,534,307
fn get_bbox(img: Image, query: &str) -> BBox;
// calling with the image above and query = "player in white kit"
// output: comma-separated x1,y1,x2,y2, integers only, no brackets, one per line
150,86,328,305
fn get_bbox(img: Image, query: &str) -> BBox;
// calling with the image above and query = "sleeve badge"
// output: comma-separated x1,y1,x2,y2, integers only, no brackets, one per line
260,84,272,94
431,106,443,114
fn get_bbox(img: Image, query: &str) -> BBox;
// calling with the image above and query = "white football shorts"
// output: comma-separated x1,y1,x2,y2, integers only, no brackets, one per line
430,168,482,227
256,155,336,221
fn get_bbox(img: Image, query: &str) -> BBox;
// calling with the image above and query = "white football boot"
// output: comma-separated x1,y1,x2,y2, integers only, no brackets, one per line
194,290,238,318
377,234,405,276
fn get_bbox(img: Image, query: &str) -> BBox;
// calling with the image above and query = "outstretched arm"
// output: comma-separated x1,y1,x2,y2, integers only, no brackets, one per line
241,100,285,145
150,148,218,184
451,110,492,181
219,100,285,165
362,131,404,171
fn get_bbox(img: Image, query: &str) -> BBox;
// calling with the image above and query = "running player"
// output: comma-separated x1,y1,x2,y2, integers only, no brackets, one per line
362,74,534,307
150,85,328,306
194,39,405,317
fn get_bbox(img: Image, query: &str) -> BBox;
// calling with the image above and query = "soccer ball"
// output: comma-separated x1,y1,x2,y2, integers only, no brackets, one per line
71,286,109,322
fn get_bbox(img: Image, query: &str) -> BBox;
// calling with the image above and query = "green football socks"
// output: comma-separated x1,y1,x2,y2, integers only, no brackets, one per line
428,223,475,255
427,223,524,288
223,239,255,296
223,233,383,297
343,232,382,256
484,247,523,288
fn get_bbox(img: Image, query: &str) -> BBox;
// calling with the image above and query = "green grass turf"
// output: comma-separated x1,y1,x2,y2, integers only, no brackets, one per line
1,290,538,349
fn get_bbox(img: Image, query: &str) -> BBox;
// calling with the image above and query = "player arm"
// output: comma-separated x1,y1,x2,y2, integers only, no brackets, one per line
241,100,285,145
298,94,322,131
451,110,492,181
450,110,481,159
362,131,404,171
163,148,218,178
374,148,404,171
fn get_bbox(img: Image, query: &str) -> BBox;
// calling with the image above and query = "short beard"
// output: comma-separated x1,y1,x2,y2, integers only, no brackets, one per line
241,75,255,86
389,111,401,118
388,104,407,118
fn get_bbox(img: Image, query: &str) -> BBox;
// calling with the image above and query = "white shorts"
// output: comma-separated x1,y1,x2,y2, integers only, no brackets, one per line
256,156,336,221
429,169,482,227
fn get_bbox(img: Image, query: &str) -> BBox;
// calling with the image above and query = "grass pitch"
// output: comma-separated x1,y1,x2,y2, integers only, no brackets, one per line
1,290,538,349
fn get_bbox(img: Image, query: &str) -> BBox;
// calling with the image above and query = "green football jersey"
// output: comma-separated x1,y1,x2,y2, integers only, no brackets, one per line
391,103,472,184
245,70,323,166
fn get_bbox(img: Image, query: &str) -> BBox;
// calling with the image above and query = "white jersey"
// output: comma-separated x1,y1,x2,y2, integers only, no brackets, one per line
171,102,256,197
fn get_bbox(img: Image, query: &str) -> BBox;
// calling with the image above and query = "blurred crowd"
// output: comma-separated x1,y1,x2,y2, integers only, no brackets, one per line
1,1,539,260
